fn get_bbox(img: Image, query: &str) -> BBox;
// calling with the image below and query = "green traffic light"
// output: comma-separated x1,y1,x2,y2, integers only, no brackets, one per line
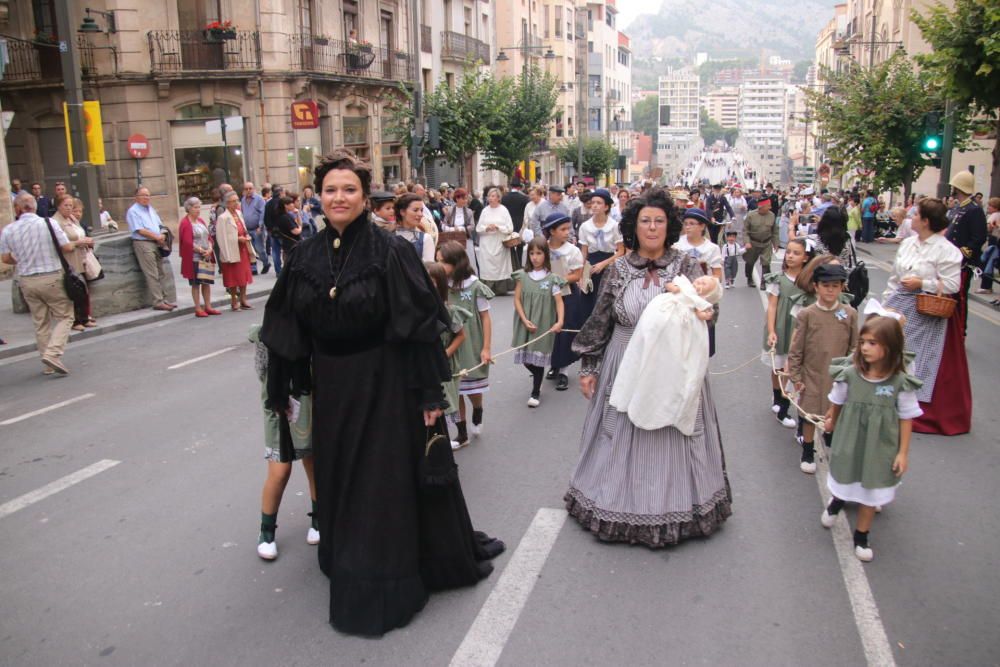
924,137,940,150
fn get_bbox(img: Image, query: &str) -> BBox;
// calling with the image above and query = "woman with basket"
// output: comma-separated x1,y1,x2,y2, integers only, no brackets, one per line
882,197,969,435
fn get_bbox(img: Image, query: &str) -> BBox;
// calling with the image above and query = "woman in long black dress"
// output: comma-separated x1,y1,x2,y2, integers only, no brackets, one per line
260,150,501,636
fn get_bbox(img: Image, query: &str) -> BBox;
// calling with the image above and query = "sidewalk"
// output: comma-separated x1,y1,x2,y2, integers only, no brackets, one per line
0,258,277,360
853,239,997,308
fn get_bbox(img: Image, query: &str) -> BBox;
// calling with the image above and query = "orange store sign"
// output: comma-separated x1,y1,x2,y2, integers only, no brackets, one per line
291,100,320,129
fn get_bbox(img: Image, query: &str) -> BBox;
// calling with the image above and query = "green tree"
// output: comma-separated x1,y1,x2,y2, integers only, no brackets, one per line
553,137,618,180
481,66,560,179
913,0,1000,196
632,95,659,140
804,52,968,197
699,108,738,146
793,60,812,83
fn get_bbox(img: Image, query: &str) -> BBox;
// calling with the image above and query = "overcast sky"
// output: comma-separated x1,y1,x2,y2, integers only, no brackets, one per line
615,0,644,36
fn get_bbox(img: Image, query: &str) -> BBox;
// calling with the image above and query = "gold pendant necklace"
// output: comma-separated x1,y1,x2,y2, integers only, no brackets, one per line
327,229,358,300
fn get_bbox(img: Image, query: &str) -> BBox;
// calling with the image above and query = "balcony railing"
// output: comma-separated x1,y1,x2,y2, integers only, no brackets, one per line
440,31,489,64
0,36,62,84
289,35,415,83
420,25,432,53
147,30,261,75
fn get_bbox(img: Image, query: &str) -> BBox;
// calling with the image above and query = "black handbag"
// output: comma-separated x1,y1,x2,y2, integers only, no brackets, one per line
44,217,89,307
420,418,458,489
847,241,869,309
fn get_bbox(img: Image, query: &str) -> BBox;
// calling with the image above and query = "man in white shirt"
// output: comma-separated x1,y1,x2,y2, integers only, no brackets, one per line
0,193,77,374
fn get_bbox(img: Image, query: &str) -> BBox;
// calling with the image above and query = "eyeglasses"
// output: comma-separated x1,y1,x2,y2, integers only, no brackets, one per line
638,218,668,228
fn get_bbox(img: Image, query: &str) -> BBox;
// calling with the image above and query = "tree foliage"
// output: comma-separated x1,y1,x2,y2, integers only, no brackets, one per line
480,66,560,178
632,95,659,140
553,137,619,179
912,0,1000,196
699,108,738,147
804,53,968,195
384,66,558,183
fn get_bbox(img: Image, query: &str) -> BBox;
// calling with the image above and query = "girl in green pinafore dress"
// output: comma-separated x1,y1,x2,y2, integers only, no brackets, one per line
437,241,494,447
761,238,814,427
426,262,473,449
821,315,922,562
512,237,565,407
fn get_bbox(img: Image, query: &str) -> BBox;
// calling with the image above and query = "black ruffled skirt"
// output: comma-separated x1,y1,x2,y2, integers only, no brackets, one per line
312,342,493,636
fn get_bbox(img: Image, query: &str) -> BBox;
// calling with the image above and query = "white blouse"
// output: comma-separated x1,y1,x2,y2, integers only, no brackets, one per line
882,232,962,298
674,237,723,270
578,217,623,254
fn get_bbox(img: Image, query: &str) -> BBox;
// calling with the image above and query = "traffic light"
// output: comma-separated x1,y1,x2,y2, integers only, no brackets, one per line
922,111,942,156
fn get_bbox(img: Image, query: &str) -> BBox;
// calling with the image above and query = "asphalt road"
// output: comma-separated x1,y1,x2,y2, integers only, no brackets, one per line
1,254,997,666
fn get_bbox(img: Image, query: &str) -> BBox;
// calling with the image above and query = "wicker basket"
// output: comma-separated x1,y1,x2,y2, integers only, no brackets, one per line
502,232,523,248
916,289,956,318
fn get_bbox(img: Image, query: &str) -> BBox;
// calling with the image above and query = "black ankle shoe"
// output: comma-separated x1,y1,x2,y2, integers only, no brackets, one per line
556,374,569,391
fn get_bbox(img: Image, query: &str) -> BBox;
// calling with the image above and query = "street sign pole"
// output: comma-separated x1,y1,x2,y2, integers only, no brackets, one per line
136,158,142,186
55,0,100,234
936,99,955,199
219,110,231,185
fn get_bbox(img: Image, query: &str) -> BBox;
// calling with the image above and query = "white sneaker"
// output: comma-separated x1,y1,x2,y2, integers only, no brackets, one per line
771,403,781,414
820,509,837,528
874,505,883,513
257,541,278,560
450,439,464,451
306,527,320,545
800,460,817,474
527,396,540,407
469,422,482,437
855,545,874,562
778,415,797,428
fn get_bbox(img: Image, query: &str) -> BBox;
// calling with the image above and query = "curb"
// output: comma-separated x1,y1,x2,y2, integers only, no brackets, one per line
0,286,273,361
855,244,997,309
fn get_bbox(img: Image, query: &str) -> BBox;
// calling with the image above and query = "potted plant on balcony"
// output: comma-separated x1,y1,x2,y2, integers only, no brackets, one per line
346,37,375,70
394,50,409,60
204,20,237,42
33,30,57,45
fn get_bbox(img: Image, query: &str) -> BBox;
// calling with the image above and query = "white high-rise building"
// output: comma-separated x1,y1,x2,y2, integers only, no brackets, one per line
738,78,787,184
656,69,702,181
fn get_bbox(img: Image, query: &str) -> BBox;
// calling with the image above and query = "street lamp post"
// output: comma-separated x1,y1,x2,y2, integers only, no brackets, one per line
55,0,100,234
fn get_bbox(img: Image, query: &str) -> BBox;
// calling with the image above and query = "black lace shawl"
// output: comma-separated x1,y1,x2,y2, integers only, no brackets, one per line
572,249,704,376
259,213,452,412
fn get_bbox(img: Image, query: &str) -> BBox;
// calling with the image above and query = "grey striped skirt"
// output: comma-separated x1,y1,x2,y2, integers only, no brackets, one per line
883,289,946,403
565,324,732,547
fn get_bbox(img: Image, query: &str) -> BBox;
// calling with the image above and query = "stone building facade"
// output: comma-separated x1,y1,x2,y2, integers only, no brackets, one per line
0,0,419,224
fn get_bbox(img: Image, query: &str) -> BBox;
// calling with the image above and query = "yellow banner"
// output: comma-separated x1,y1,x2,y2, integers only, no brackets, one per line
63,101,106,165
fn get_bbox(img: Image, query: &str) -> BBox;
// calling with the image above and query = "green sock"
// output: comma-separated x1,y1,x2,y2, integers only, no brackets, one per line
259,512,277,544
310,500,319,531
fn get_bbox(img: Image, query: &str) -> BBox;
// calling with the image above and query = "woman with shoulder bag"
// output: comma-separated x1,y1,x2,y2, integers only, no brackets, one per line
179,197,221,318
52,195,96,330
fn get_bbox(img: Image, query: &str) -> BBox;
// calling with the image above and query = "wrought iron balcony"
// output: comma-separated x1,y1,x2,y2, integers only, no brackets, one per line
440,31,490,65
147,30,261,76
0,36,58,85
289,36,415,83
0,35,105,87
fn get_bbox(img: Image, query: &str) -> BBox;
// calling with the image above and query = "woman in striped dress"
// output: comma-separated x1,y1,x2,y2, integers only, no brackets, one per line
565,188,732,547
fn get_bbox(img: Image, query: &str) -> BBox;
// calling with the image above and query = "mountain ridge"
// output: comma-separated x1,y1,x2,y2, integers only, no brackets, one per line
624,0,834,63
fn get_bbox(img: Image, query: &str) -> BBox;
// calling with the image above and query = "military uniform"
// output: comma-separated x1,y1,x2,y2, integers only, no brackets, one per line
743,208,778,285
946,196,988,332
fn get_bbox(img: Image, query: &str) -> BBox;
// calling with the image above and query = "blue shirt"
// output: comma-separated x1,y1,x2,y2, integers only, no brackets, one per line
242,193,266,231
126,202,163,240
862,197,877,219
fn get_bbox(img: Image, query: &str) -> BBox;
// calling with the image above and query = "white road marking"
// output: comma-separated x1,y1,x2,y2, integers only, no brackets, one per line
752,265,897,667
167,347,235,370
0,459,120,520
450,508,567,667
0,393,96,426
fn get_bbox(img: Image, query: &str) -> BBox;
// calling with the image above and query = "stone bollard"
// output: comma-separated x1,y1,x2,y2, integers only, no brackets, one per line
87,233,177,317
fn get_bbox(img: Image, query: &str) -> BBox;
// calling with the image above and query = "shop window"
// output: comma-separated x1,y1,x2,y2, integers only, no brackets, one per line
343,116,369,146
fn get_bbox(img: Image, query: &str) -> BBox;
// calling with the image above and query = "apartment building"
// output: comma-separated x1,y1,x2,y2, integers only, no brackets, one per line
582,0,630,184
738,77,786,184
703,86,739,129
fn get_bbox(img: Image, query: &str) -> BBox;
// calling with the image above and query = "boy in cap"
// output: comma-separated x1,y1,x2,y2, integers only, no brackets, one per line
369,191,397,231
721,229,744,288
